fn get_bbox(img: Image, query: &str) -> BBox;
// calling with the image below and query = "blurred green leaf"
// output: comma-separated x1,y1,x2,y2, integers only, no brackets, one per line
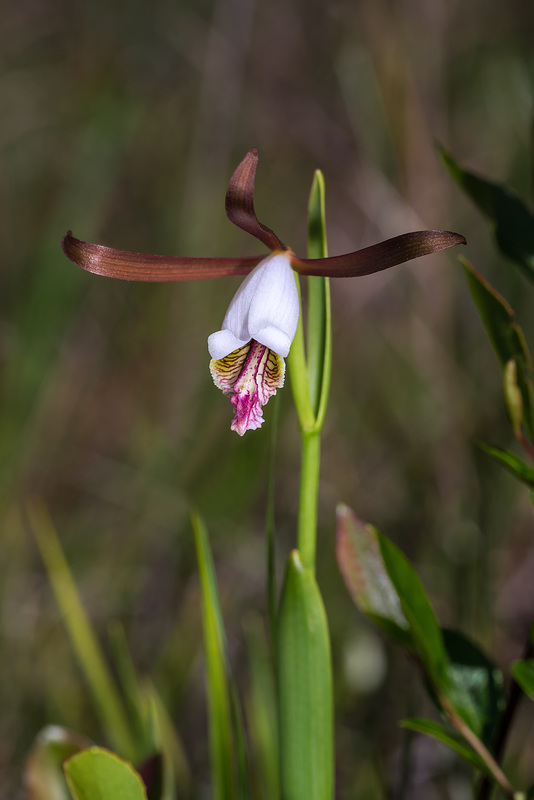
504,359,525,438
145,682,190,800
512,660,534,701
440,146,534,282
245,620,279,800
28,504,138,763
377,530,449,689
108,622,153,761
277,550,334,800
336,504,449,687
461,257,534,439
401,718,487,772
24,726,91,800
442,630,505,746
64,747,147,800
192,511,239,800
336,504,411,646
479,443,534,488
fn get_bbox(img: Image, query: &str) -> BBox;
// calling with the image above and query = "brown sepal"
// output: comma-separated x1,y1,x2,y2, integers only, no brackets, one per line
225,149,287,252
62,232,265,282
291,230,466,277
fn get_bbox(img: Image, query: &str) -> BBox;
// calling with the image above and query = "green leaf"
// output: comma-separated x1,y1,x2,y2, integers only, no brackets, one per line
144,682,190,800
336,504,411,646
245,619,279,800
192,512,239,800
28,504,138,763
461,257,534,440
401,718,487,773
377,531,449,689
306,169,332,427
277,550,334,800
64,747,147,800
24,726,92,800
442,630,505,746
512,660,534,701
440,146,534,282
479,442,534,489
503,359,524,438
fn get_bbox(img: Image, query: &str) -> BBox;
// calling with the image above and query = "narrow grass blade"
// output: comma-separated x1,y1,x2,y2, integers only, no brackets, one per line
277,550,334,800
64,747,147,800
145,682,190,800
108,622,153,761
245,619,279,800
27,504,137,763
192,511,238,800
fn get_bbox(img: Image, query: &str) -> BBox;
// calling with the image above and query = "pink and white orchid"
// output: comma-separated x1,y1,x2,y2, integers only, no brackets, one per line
62,149,465,435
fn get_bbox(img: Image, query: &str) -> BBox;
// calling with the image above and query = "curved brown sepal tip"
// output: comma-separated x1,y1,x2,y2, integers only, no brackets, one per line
225,150,287,252
291,230,466,277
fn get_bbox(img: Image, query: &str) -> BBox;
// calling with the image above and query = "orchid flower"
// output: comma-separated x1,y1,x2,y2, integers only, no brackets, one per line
62,150,465,435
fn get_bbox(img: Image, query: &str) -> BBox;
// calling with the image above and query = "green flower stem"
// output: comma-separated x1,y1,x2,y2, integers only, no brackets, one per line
287,276,315,433
296,429,321,572
287,169,331,574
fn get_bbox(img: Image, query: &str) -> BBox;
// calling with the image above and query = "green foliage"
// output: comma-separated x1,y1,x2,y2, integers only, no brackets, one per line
377,532,449,690
442,630,505,747
336,503,410,645
306,169,331,424
511,661,534,702
64,748,147,800
336,504,510,786
277,550,334,800
401,718,486,772
440,146,534,283
479,443,534,488
192,512,243,800
461,257,534,440
29,505,138,763
24,726,91,800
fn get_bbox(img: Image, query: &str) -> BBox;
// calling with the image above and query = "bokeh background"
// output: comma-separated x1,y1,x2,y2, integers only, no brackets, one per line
3,0,534,796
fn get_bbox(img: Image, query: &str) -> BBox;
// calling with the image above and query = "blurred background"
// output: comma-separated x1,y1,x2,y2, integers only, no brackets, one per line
2,0,534,796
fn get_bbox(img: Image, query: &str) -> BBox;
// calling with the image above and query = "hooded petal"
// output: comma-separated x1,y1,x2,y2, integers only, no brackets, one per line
207,252,299,360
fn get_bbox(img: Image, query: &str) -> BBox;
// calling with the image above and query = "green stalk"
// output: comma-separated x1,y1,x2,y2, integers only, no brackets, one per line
296,431,321,572
287,169,331,573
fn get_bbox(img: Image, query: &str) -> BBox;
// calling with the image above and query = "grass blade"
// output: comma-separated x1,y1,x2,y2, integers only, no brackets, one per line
27,503,137,763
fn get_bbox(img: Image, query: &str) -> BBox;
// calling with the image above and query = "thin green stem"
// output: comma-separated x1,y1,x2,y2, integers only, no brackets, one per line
266,391,281,651
287,275,315,433
439,694,515,798
296,430,321,573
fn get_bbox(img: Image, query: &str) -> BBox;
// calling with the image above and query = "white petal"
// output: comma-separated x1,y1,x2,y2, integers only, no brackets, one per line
207,252,299,360
247,253,298,358
208,329,249,360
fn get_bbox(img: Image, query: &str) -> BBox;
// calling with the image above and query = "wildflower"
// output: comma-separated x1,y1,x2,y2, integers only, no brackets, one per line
62,150,465,435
